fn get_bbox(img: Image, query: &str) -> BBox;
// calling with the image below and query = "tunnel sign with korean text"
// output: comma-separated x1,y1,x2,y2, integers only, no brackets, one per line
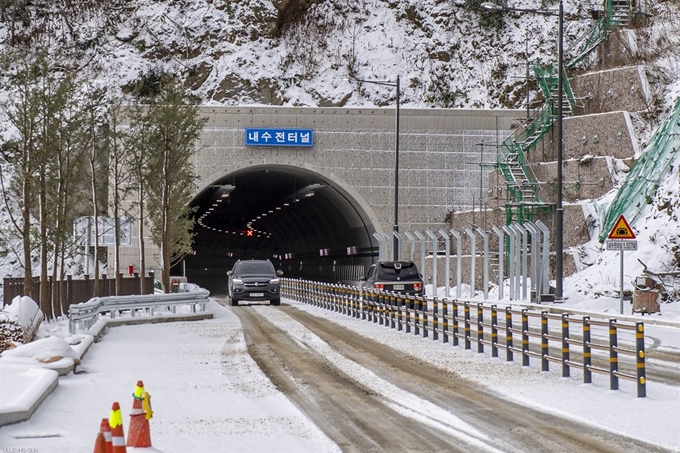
245,128,314,147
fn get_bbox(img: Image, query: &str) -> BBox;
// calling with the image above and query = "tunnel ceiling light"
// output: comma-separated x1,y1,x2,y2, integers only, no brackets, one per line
198,183,326,241
245,183,326,238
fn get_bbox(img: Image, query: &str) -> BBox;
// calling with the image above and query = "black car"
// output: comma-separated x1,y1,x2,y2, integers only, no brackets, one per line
359,261,425,297
227,259,283,306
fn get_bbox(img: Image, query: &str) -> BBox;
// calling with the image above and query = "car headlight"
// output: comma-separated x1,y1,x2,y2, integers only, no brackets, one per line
269,278,280,284
232,278,244,284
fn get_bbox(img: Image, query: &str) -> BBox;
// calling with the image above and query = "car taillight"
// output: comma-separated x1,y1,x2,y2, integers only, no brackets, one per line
374,283,384,290
413,283,423,291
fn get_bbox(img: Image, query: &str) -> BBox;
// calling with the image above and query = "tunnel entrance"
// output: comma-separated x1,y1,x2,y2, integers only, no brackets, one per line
180,165,378,294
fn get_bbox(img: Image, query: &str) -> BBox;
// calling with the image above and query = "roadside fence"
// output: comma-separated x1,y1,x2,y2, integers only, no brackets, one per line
282,279,647,397
3,273,155,314
68,286,210,334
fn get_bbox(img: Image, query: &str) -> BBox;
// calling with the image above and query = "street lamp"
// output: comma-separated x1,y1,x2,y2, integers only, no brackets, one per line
481,1,564,301
348,76,401,261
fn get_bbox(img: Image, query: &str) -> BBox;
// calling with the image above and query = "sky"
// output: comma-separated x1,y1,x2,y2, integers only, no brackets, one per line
0,285,678,452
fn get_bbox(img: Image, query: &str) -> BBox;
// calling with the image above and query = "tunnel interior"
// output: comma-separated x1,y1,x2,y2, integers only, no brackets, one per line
180,166,378,294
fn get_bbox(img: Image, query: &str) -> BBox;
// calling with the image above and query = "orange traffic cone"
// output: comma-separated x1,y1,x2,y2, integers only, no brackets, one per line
109,402,127,453
93,431,106,453
100,418,113,453
127,380,153,448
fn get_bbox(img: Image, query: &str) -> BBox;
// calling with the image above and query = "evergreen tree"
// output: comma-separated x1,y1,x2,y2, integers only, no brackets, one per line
132,76,206,292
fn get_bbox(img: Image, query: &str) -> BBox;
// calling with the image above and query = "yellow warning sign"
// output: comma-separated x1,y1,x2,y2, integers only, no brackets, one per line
607,215,636,240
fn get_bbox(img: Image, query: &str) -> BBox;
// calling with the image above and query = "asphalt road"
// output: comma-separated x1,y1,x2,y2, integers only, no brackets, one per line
219,298,672,453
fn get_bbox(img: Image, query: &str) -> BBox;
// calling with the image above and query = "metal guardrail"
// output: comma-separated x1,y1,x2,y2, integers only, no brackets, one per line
282,279,647,398
68,288,210,334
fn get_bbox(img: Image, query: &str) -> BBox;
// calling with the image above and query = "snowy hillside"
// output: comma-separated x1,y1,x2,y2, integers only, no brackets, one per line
4,0,674,109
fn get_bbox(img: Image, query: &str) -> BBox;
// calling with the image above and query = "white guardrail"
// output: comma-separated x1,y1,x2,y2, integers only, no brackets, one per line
68,285,210,334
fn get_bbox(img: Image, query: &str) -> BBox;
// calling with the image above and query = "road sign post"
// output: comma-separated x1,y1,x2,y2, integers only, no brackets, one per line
605,215,636,315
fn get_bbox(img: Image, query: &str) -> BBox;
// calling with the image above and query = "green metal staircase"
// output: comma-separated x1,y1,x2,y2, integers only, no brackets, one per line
498,0,635,224
566,0,634,69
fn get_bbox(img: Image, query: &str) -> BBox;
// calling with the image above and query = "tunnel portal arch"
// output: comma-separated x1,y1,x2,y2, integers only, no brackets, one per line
183,162,381,293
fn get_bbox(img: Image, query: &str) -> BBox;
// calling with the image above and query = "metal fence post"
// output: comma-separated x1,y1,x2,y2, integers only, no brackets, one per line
452,301,459,347
397,293,403,331
421,295,429,339
609,319,619,390
405,298,411,334
477,303,484,353
517,224,529,301
636,322,646,397
492,226,504,300
536,220,551,299
506,307,513,362
442,299,449,343
372,232,386,261
541,311,549,372
393,231,403,261
433,298,439,342
426,230,438,296
522,309,529,366
583,316,592,384
562,313,570,378
525,222,541,302
438,229,451,299
464,302,471,350
476,227,489,300
414,301,420,337
390,293,396,329
502,225,515,300
450,229,462,299
415,231,427,288
509,224,523,301
465,228,477,299
404,231,417,262
491,305,498,358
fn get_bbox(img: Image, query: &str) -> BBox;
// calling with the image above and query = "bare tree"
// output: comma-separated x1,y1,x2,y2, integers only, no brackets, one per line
125,103,153,293
83,87,108,298
49,76,89,317
106,100,136,294
0,49,46,306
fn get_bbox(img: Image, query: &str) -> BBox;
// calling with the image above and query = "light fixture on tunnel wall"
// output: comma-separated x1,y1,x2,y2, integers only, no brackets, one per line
197,184,272,238
246,183,326,236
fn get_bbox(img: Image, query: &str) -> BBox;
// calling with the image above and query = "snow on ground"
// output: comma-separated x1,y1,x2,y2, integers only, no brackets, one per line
0,292,678,452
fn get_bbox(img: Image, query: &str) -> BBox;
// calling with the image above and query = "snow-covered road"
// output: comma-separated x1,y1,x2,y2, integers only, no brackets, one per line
0,298,678,452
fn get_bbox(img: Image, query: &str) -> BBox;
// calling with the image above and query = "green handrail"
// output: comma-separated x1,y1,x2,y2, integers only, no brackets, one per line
565,18,608,69
533,63,577,112
497,0,636,225
598,98,680,241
